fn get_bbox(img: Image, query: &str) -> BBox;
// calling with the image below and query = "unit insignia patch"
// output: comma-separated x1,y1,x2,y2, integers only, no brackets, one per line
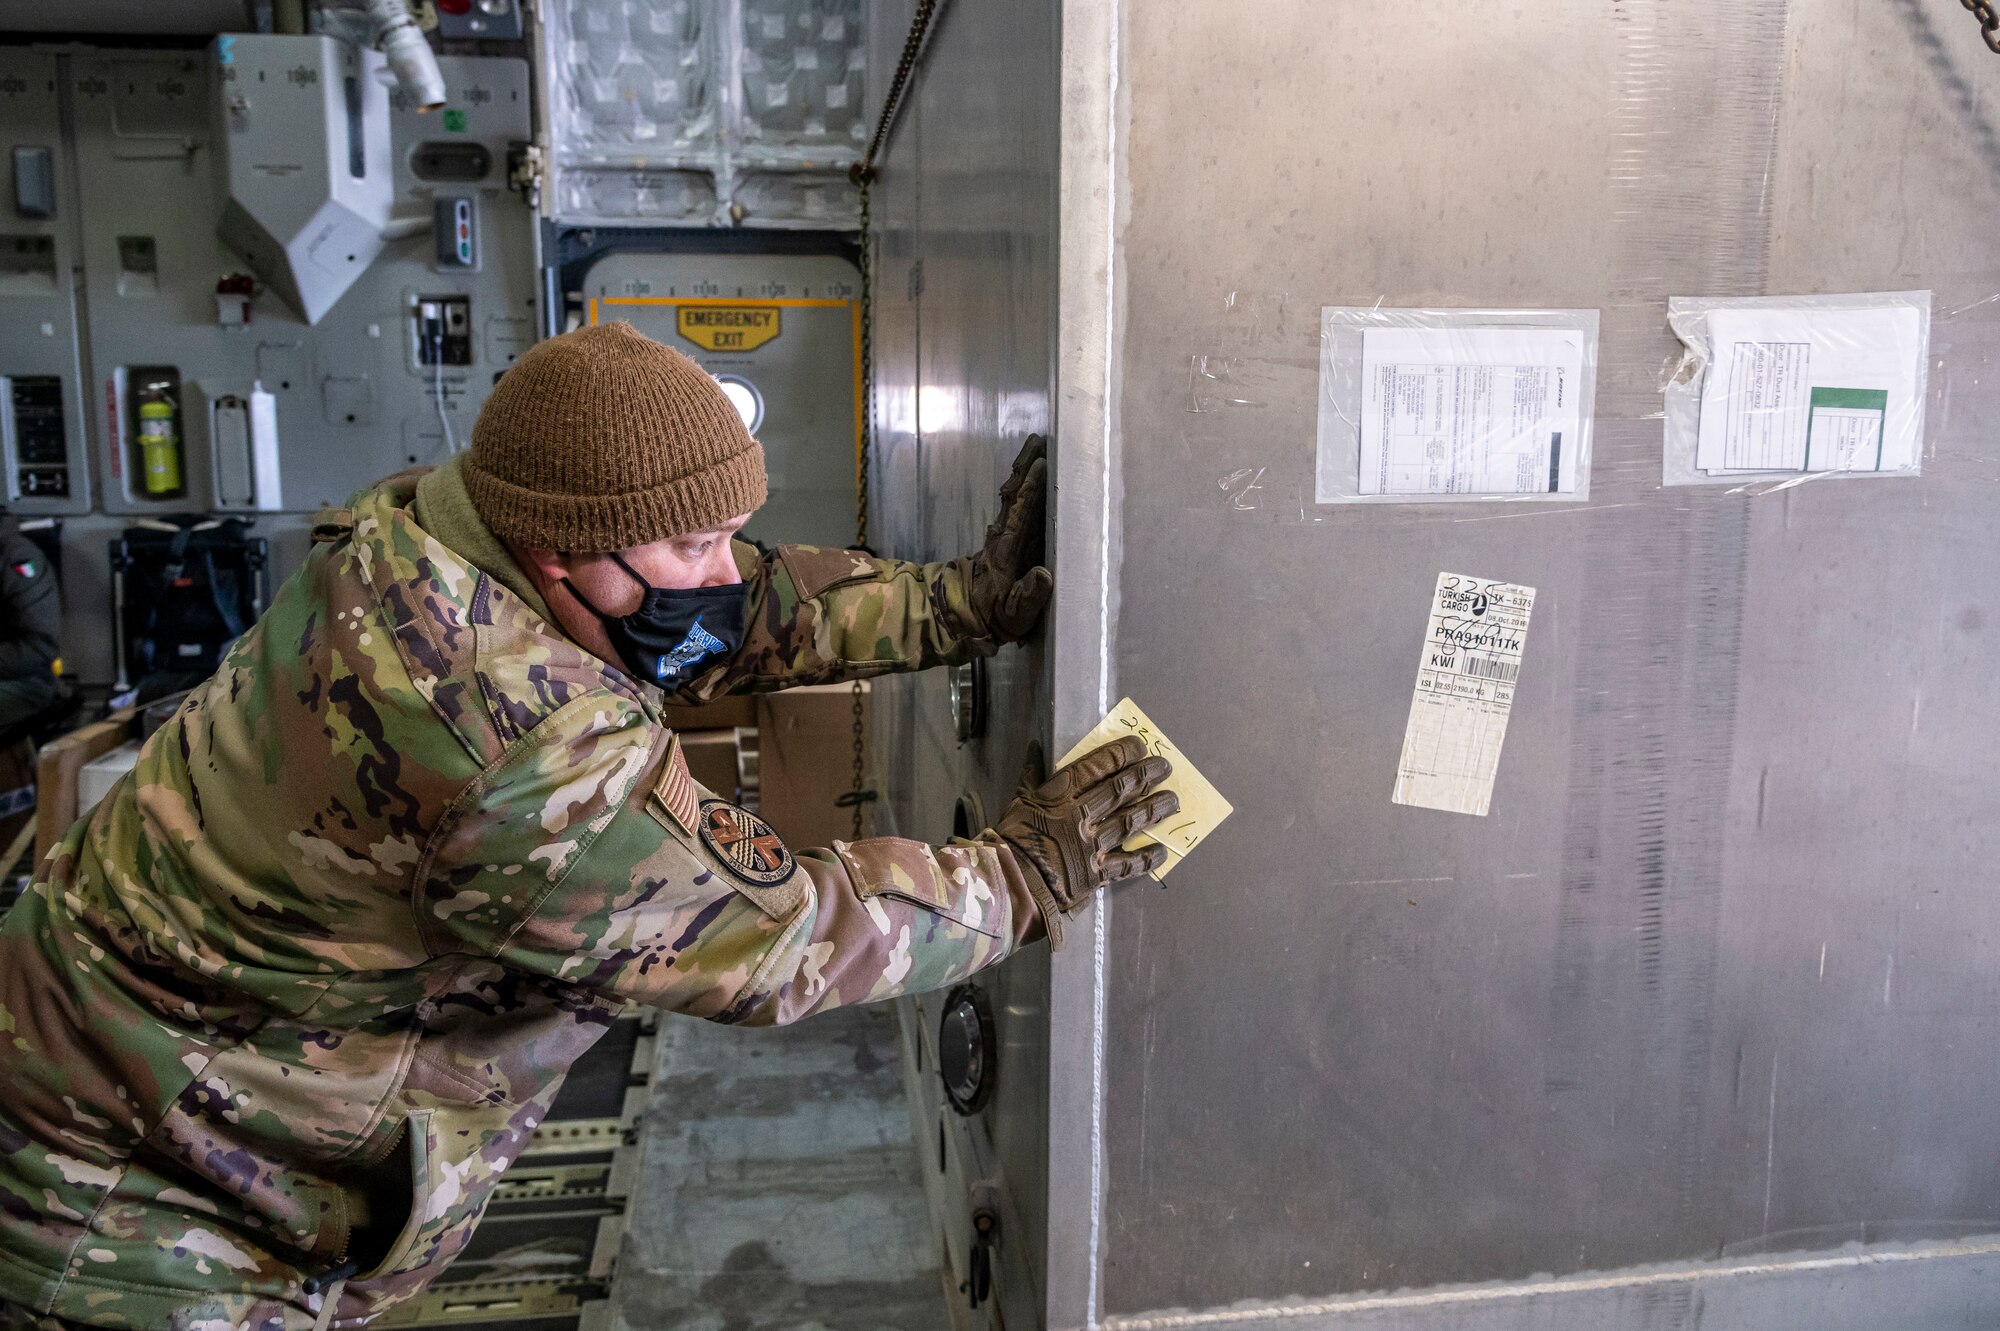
698,799,796,888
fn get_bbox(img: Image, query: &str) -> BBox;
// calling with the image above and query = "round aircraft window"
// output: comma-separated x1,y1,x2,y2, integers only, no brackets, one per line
714,375,764,434
937,984,996,1115
948,656,986,743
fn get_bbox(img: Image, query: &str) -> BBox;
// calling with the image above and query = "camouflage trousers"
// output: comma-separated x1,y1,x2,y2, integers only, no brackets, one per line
0,1305,90,1331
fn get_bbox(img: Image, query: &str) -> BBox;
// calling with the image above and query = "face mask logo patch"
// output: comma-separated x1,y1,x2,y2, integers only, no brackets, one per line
698,799,796,888
561,551,751,691
656,617,729,681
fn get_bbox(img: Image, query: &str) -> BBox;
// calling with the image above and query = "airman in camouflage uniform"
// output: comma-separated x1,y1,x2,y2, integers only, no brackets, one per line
0,326,1174,1330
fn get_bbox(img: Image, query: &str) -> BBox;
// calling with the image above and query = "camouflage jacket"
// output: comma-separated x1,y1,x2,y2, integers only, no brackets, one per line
0,471,1046,1330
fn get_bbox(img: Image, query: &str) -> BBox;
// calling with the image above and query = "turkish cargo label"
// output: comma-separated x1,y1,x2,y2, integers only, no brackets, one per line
676,304,781,353
1392,573,1536,817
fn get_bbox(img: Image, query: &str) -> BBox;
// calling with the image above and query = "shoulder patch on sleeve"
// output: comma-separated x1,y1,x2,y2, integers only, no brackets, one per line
778,545,880,602
647,733,700,837
696,798,806,920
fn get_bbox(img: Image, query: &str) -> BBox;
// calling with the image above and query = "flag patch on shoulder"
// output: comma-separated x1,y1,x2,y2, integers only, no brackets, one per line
649,733,700,837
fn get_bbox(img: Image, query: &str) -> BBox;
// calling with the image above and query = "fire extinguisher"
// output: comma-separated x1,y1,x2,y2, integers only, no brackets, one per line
133,373,185,499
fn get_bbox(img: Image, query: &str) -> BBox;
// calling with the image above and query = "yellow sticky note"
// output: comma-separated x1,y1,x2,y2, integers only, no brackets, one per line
1057,697,1233,879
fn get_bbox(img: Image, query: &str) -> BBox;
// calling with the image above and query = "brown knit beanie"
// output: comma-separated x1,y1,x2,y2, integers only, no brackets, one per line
464,322,767,551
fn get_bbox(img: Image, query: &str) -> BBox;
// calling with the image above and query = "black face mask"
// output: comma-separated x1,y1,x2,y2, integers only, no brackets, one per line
562,552,750,687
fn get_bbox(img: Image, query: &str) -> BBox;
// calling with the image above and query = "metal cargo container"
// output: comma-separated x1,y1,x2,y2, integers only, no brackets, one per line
870,1,2000,1327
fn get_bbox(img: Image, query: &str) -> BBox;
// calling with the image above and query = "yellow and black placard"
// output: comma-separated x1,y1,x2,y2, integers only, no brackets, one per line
676,304,782,353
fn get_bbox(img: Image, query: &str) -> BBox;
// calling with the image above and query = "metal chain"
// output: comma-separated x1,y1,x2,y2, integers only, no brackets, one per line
848,676,869,838
1967,0,2000,52
840,1,942,839
856,175,872,554
848,172,873,841
844,168,876,839
859,0,940,182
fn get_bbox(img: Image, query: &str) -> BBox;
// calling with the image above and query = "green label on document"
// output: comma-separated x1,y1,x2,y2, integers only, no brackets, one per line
1805,387,1888,472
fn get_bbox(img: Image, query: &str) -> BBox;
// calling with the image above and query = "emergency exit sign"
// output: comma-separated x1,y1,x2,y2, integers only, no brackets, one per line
676,305,782,352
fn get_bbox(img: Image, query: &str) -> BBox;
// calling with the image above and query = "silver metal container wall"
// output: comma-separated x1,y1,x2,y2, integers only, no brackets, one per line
868,0,1062,1319
877,0,2000,1327
1068,0,2000,1326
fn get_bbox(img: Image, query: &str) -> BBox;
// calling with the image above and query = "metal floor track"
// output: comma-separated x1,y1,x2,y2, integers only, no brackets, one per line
375,1009,657,1331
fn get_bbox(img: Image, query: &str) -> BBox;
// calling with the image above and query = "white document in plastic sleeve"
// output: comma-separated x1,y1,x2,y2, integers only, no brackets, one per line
1695,305,1924,475
1360,328,1584,496
1393,574,1537,818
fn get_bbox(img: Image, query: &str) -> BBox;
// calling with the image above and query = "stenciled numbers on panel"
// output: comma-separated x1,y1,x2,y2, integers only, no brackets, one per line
584,251,861,551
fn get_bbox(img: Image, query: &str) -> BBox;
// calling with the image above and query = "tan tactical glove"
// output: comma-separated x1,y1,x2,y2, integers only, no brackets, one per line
964,435,1053,644
990,735,1178,947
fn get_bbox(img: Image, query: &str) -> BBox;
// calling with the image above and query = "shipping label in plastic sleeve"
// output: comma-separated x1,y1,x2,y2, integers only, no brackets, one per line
1686,299,1926,479
1393,574,1537,818
1316,307,1599,506
1059,698,1234,879
1359,327,1585,496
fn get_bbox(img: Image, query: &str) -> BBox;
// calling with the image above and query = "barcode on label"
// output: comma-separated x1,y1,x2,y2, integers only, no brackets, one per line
1462,656,1519,682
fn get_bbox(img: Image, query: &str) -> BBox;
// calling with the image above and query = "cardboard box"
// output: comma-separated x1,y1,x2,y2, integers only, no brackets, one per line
678,729,744,803
79,741,145,813
36,710,138,861
755,682,869,851
662,695,756,731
